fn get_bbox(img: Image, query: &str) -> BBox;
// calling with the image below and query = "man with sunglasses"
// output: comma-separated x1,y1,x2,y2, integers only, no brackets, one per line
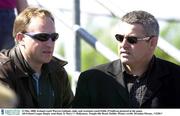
73,10,180,108
0,7,74,108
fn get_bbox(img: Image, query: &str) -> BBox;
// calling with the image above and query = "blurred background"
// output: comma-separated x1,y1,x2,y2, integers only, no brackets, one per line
27,0,180,93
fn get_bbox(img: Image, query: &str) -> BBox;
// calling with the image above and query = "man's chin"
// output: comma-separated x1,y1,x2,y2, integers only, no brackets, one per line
120,57,129,63
121,58,134,65
42,58,52,63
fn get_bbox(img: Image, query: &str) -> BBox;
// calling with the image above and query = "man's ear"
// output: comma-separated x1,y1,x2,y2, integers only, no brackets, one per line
149,36,158,50
15,33,25,44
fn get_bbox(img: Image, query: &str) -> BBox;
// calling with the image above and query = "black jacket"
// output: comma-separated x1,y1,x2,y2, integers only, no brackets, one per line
0,46,74,108
73,57,180,108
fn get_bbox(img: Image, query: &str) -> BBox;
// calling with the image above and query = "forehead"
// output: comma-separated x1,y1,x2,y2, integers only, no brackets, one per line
26,16,55,33
118,22,145,35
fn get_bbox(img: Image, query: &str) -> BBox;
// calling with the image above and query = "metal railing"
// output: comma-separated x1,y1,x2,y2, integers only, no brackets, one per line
49,7,119,93
32,0,180,93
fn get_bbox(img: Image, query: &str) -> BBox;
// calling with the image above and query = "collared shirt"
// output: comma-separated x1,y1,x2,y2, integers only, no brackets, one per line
123,57,154,107
31,65,55,108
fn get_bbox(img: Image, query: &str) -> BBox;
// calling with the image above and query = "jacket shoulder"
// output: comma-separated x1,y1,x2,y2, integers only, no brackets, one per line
154,57,180,78
92,59,120,71
48,56,68,72
0,52,11,65
81,59,121,76
51,56,68,67
0,52,15,78
156,57,180,70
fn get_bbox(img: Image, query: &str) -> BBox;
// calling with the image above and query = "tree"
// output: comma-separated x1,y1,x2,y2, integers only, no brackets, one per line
156,21,180,65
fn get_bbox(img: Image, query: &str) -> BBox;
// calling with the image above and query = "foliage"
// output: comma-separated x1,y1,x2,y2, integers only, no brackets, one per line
81,17,118,71
157,21,180,65
81,39,109,71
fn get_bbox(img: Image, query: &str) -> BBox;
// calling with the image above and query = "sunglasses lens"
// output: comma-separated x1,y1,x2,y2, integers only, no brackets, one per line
25,33,59,42
34,33,49,41
127,37,138,44
51,33,59,41
115,34,138,44
115,34,124,42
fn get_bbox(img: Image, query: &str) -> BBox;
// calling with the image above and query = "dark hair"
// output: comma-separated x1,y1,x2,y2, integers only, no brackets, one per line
121,10,159,37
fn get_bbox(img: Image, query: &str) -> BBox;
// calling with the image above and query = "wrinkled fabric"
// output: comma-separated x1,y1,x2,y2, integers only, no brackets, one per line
0,46,74,108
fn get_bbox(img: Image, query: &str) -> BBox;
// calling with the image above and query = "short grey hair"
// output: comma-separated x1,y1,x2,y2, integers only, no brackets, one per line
121,10,159,37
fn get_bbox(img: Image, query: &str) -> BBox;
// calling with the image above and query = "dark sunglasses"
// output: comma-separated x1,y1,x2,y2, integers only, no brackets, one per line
115,34,151,44
24,32,59,42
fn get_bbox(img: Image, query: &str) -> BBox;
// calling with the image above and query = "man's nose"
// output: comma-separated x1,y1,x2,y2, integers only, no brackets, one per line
46,38,55,46
121,38,129,47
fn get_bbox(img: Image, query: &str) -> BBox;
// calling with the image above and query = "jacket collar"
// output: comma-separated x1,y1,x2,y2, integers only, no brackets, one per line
5,46,68,79
106,56,170,83
47,56,67,74
141,56,170,106
106,59,125,86
106,59,129,105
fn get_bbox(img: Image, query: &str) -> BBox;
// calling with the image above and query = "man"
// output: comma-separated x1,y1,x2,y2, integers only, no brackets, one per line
73,10,180,108
0,0,28,50
0,7,74,108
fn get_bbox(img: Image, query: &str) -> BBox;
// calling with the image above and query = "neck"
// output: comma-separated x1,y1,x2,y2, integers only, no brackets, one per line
25,58,42,74
124,58,152,76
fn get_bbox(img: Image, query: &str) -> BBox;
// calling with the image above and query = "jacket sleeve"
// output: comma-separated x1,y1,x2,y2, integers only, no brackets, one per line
61,68,74,108
0,54,18,107
0,54,15,88
72,71,90,108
